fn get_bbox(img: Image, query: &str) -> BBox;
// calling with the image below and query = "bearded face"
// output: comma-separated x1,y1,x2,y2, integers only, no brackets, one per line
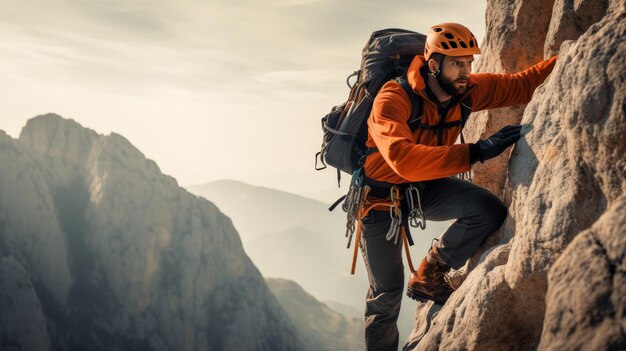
437,70,469,95
433,55,473,96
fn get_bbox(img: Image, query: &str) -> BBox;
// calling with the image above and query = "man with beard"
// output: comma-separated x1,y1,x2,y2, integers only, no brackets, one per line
359,23,557,350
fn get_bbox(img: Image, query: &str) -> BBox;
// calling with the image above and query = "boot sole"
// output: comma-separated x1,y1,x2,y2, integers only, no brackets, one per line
406,286,447,305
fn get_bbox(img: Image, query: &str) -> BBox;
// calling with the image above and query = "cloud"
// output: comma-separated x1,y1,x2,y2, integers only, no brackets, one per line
0,0,487,188
252,69,343,89
274,0,325,6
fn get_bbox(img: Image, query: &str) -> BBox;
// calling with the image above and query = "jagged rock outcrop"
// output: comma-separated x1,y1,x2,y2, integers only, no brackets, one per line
463,0,556,197
405,0,625,350
464,0,610,197
539,198,625,350
266,278,364,351
0,115,303,350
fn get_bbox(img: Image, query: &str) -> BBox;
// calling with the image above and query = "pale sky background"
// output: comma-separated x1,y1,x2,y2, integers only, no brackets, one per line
0,0,486,201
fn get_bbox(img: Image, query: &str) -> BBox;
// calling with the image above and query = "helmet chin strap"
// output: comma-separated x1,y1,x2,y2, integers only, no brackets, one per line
428,69,440,78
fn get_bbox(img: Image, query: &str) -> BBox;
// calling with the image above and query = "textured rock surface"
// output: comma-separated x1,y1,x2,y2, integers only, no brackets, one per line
0,115,303,350
539,198,626,350
266,278,364,351
464,0,556,197
0,256,52,351
404,0,625,350
544,0,609,56
0,129,72,305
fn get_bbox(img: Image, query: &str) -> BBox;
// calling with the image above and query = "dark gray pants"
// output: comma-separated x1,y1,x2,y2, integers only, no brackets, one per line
360,177,507,350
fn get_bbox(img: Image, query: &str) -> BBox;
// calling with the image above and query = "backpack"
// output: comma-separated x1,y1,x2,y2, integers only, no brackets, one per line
314,28,473,187
314,29,426,185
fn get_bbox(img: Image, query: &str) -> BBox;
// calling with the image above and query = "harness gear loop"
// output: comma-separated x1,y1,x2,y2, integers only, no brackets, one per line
349,183,421,275
350,200,417,275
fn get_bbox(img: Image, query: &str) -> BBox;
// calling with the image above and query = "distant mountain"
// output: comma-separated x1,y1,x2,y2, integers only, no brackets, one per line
245,225,370,312
0,114,303,350
324,301,362,319
266,278,363,351
187,179,345,243
187,178,452,346
187,180,368,306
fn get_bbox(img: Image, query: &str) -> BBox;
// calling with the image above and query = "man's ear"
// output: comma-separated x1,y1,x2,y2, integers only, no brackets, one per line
428,59,439,74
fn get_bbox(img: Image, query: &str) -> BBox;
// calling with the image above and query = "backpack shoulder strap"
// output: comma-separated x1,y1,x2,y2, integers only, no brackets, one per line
396,77,423,131
397,77,473,144
459,95,472,144
364,77,424,158
460,95,472,128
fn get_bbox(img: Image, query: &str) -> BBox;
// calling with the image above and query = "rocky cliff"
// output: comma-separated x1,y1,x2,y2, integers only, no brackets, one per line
404,0,625,350
266,278,364,351
0,114,302,350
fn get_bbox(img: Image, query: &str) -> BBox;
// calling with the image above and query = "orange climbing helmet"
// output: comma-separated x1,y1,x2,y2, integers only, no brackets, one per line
424,23,481,61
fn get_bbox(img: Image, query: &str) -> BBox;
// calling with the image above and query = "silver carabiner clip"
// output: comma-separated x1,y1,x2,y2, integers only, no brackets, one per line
386,186,403,244
406,185,426,230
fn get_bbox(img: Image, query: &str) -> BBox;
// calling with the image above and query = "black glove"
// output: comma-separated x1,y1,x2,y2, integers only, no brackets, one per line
470,125,522,164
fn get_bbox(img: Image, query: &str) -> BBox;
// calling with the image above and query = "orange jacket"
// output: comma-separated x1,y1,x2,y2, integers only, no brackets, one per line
364,55,557,184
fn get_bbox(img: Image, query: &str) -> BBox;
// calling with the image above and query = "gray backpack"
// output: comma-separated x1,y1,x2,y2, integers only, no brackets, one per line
315,28,473,188
314,28,427,185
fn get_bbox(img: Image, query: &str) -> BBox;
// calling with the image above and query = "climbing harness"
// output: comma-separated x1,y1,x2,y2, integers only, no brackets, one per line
345,177,427,275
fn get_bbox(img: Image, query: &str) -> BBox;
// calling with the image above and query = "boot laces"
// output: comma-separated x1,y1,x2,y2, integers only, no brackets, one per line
429,238,453,289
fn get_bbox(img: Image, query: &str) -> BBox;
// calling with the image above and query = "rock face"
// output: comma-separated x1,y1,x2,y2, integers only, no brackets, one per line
266,278,364,351
539,198,626,350
0,256,52,351
0,115,302,350
404,1,625,350
464,0,556,197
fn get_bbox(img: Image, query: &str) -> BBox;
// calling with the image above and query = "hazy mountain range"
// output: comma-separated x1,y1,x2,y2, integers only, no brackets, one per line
187,179,452,346
187,179,367,304
267,278,363,351
0,114,362,350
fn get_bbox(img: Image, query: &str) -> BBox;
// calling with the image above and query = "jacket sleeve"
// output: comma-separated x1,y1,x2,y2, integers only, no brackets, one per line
367,82,470,182
470,56,558,111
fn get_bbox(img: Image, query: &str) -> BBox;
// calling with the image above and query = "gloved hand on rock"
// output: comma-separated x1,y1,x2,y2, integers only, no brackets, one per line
469,124,523,164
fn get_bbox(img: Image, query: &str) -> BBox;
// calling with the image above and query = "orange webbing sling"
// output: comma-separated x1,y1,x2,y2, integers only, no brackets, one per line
350,190,416,275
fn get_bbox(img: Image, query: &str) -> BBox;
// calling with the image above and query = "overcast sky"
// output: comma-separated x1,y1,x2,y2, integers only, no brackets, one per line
0,0,486,200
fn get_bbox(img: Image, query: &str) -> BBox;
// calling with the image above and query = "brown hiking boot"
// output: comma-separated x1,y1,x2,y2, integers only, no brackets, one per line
406,247,454,304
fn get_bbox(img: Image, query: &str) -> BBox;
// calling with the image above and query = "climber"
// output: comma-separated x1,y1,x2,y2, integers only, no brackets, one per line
359,22,557,350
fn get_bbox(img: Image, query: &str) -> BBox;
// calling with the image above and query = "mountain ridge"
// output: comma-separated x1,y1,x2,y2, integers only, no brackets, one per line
187,176,452,348
1,113,303,350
